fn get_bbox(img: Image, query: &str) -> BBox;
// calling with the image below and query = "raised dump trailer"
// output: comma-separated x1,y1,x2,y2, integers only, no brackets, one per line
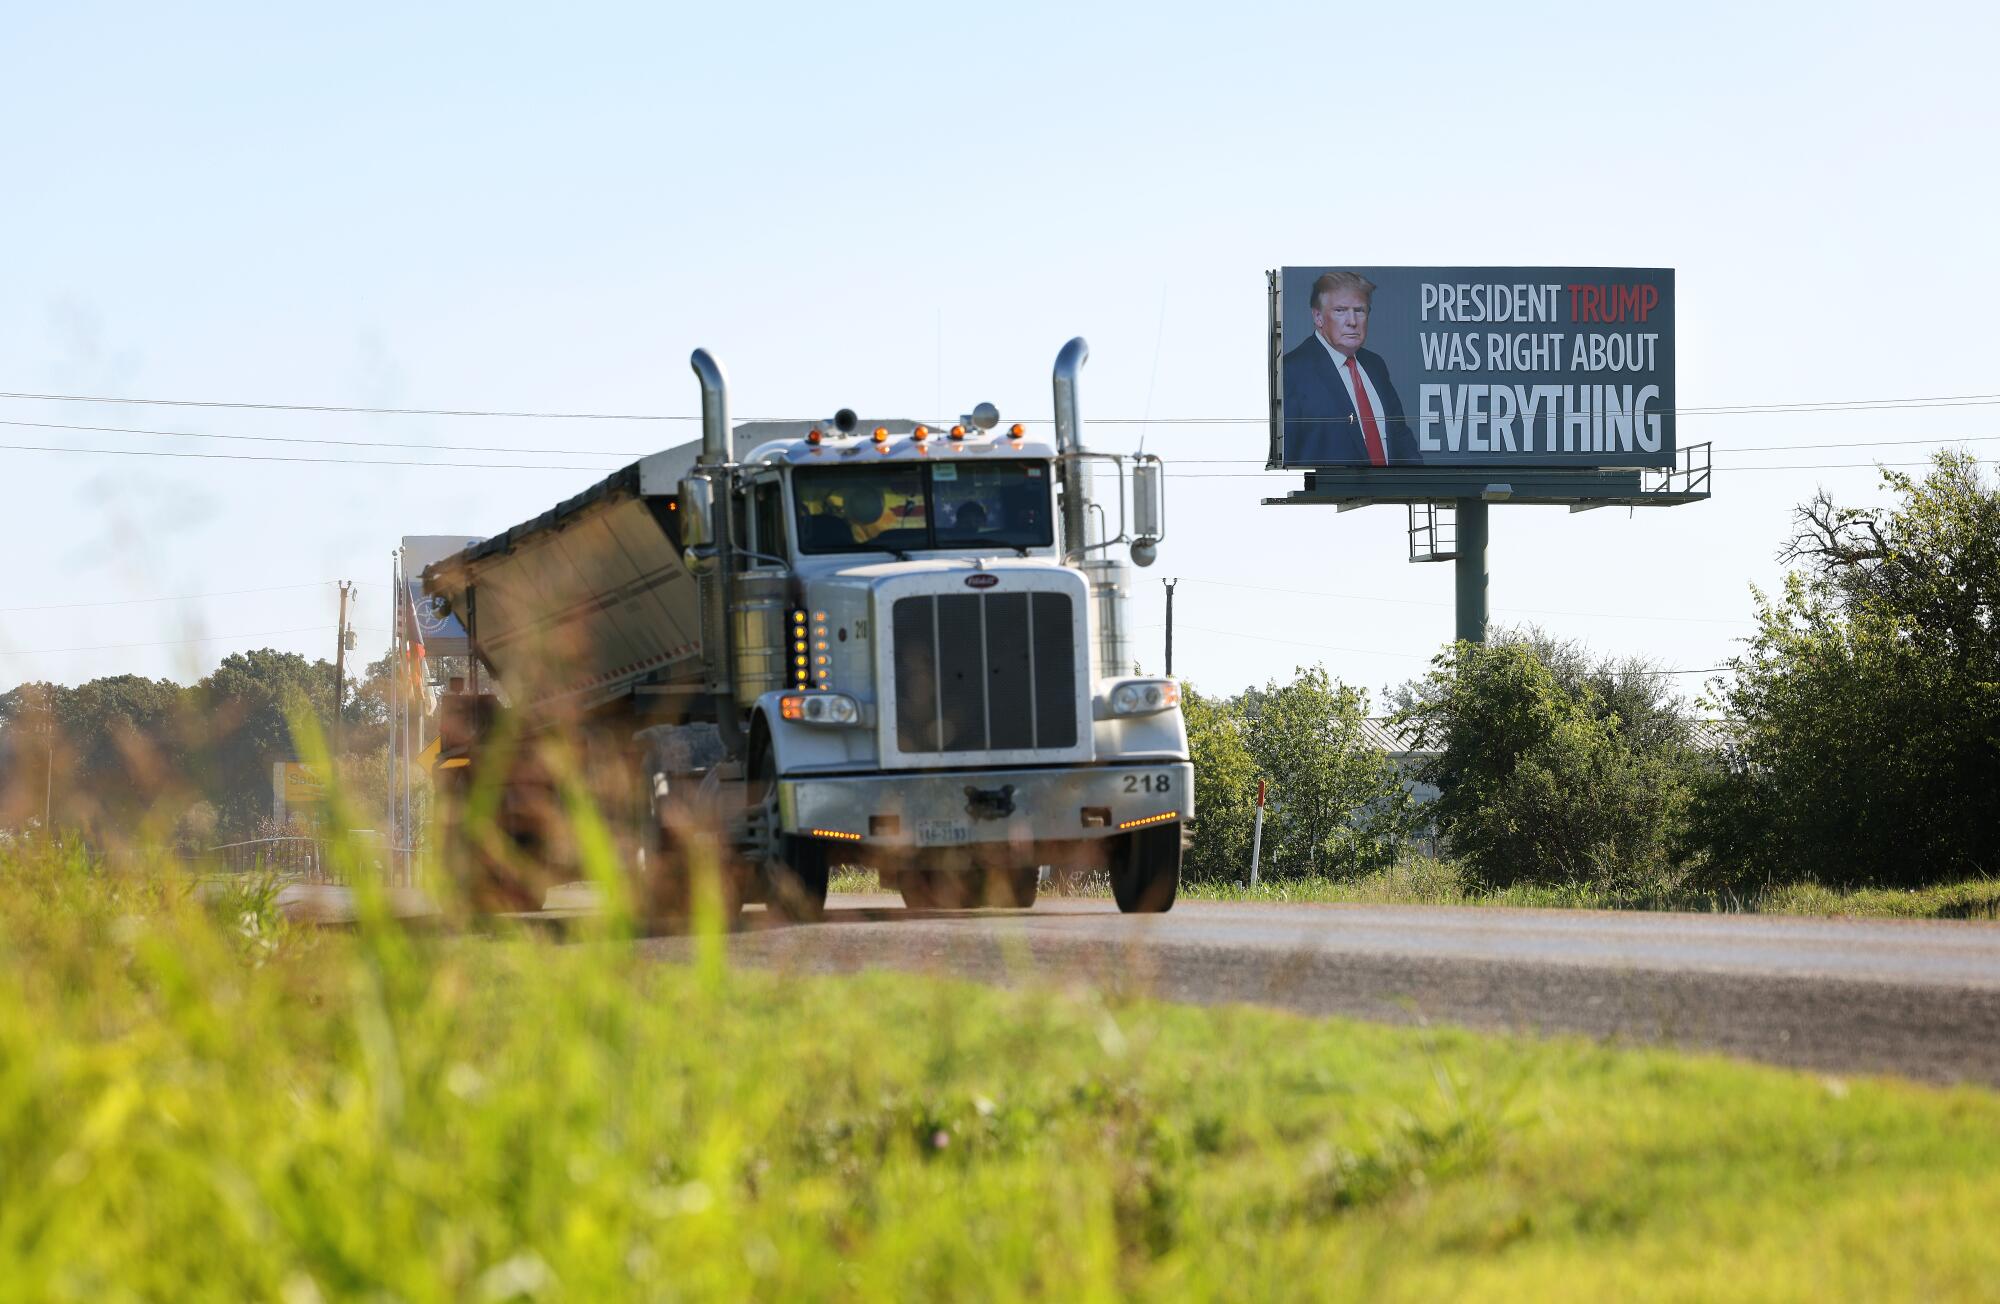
423,340,1189,919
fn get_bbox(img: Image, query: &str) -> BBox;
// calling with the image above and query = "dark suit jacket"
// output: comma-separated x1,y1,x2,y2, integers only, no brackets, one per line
1282,336,1421,466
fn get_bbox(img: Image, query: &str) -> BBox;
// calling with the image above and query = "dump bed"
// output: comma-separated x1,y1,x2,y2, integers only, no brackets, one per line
422,440,707,717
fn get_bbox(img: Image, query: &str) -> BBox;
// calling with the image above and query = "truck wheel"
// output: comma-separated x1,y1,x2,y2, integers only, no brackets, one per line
751,745,829,922
648,821,743,927
1109,825,1180,914
765,836,830,922
899,870,943,910
987,866,1039,909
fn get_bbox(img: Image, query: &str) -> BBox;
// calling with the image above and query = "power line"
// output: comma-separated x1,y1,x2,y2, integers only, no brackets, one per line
1174,576,1753,625
1177,622,1430,661
1,580,344,615
0,441,613,471
1717,434,2000,454
12,412,1999,469
1178,621,1730,678
0,417,642,460
1162,457,1985,478
1716,461,1974,473
1145,433,2000,463
0,624,334,657
6,385,2000,425
0,438,1975,481
0,389,700,422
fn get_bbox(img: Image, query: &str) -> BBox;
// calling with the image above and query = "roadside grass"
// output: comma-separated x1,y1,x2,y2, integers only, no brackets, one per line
1174,861,2000,919
828,861,2000,921
7,838,2000,1299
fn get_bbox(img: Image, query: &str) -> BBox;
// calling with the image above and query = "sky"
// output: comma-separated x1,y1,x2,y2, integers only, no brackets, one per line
3,0,1997,706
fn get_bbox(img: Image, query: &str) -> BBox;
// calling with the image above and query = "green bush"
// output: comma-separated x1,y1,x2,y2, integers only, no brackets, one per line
1180,686,1259,882
1689,453,2000,887
1180,669,1412,883
1395,635,1703,895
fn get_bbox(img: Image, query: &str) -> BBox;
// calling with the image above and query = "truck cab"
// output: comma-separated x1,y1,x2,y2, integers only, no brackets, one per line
687,403,1188,913
423,340,1188,920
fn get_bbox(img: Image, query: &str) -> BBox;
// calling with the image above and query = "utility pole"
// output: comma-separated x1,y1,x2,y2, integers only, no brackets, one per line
40,712,54,831
1163,577,1178,677
333,580,353,756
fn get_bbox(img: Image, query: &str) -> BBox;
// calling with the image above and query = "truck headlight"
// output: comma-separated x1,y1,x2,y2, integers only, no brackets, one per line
1108,679,1180,717
781,692,863,726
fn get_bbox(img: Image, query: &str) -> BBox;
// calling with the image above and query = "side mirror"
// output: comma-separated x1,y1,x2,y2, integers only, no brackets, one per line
678,475,717,574
1129,455,1164,567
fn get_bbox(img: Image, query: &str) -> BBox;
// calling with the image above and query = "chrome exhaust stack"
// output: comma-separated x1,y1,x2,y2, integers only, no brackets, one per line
691,348,731,466
1052,337,1091,559
1052,337,1135,677
688,348,743,751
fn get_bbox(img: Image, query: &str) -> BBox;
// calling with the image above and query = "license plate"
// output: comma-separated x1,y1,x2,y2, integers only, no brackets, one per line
916,819,971,846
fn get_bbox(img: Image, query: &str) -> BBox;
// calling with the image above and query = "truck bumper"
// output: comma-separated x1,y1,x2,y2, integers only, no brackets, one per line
777,762,1192,850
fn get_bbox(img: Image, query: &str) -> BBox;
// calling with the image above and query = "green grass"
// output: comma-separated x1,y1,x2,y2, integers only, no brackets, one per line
830,861,2000,921
1176,860,2000,919
8,841,2000,1300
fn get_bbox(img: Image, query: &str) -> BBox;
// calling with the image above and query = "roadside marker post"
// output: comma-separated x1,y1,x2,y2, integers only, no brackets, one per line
1250,779,1266,888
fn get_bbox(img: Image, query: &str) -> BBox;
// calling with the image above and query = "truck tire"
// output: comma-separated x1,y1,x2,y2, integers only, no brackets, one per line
648,820,743,927
900,867,1037,910
899,870,945,910
988,866,1039,908
750,744,829,922
1109,825,1180,914
765,835,830,922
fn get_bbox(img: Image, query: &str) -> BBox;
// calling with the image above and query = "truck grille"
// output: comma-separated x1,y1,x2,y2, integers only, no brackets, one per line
891,592,1078,754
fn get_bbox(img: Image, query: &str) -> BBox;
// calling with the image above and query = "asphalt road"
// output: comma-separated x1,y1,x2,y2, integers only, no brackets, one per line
637,895,2000,1086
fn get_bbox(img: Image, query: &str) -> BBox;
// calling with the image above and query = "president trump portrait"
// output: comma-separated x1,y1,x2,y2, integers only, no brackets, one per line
1282,270,1422,466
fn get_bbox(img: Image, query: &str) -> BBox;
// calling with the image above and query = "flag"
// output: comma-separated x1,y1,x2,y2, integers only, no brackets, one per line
403,583,429,701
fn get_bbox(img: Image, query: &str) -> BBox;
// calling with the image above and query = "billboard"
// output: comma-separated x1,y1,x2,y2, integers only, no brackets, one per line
400,534,484,656
1272,267,1674,470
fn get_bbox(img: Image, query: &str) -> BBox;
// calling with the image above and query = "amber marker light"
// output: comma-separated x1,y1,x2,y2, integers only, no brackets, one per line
912,425,928,442
807,428,822,444
1117,810,1181,831
949,425,965,440
872,427,889,443
1009,423,1025,439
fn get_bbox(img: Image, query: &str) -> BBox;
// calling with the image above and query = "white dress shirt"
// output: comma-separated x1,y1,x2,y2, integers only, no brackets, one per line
1317,331,1389,436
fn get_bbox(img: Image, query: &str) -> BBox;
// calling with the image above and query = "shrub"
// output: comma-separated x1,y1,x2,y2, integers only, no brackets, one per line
1689,453,2000,886
1395,635,1702,894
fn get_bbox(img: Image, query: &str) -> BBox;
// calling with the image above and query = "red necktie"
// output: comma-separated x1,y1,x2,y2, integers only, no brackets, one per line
1346,356,1388,466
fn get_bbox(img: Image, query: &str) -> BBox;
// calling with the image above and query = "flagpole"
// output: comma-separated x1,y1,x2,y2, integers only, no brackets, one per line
390,549,404,881
400,544,416,880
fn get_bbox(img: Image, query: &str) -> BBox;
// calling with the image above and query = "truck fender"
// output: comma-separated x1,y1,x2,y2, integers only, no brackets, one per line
747,692,867,777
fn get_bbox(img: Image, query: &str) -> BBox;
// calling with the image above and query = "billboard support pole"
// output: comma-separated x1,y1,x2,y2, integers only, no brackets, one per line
1454,498,1488,645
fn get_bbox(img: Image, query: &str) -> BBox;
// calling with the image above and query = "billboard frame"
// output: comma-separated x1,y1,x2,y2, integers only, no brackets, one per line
1262,270,1710,643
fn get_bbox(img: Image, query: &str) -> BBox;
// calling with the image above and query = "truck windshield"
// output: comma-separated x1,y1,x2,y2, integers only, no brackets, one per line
793,460,1053,555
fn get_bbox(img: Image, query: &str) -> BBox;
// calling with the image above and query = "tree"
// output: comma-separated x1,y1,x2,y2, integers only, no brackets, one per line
0,646,404,845
1181,684,1259,881
188,649,339,836
1690,453,2000,886
1397,635,1702,893
1241,666,1409,877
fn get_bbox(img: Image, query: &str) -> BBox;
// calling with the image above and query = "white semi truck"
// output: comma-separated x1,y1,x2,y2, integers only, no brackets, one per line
422,339,1189,919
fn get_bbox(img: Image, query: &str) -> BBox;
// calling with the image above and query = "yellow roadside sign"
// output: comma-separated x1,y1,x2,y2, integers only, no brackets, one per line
278,762,326,805
417,736,442,770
